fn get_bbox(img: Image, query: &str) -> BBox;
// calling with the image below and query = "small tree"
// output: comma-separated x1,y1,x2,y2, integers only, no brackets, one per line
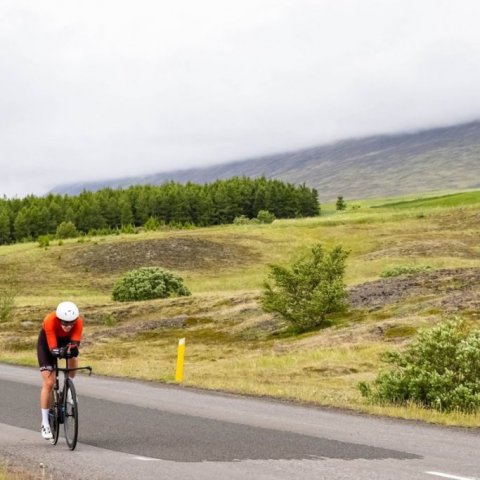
358,319,480,412
0,271,19,323
112,267,191,302
336,196,347,211
261,243,349,332
0,206,11,245
56,221,79,239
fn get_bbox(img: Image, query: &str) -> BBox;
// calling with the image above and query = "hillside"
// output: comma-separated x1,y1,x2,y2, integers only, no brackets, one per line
51,121,480,201
1,191,480,426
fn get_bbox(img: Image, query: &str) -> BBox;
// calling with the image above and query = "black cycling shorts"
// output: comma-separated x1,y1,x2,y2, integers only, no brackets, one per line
37,330,72,372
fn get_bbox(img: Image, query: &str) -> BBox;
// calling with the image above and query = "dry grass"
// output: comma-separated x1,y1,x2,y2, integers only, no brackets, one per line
0,463,39,480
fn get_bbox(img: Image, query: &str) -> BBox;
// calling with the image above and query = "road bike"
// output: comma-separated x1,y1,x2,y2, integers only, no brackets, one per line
48,357,92,450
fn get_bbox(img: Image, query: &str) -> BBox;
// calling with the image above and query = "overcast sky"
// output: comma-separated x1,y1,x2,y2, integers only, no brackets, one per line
1,0,480,198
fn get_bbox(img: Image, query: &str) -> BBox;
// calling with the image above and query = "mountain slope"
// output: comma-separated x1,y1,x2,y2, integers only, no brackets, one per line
51,121,480,201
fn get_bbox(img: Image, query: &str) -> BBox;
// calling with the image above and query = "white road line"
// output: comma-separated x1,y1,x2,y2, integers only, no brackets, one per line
133,456,160,462
426,471,478,480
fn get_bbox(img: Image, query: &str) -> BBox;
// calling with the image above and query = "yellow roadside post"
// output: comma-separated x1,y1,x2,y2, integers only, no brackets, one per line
175,337,186,382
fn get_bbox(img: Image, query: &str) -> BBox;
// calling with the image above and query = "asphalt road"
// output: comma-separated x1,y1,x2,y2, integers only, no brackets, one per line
0,364,479,480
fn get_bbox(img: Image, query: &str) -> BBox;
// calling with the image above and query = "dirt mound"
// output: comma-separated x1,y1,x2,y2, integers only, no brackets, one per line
435,207,480,230
348,267,480,313
64,237,258,273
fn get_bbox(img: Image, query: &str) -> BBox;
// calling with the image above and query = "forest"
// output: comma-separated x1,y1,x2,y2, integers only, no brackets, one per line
0,176,319,244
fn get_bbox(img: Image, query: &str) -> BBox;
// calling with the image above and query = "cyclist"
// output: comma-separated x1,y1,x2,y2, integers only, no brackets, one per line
37,301,84,440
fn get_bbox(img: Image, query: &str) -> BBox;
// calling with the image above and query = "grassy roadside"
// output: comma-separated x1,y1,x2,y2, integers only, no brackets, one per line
0,464,37,480
1,191,480,427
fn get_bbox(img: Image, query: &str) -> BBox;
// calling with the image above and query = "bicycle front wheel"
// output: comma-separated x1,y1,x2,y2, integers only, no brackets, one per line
64,378,78,450
48,390,60,445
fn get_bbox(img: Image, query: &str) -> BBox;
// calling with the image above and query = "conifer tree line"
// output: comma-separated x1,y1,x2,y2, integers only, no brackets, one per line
0,176,319,244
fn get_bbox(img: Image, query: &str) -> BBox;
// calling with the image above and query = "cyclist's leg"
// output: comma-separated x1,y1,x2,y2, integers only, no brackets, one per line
40,369,56,407
37,330,56,408
38,332,54,396
37,330,56,439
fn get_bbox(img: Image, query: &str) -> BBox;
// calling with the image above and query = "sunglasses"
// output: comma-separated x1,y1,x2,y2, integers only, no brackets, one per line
60,320,76,327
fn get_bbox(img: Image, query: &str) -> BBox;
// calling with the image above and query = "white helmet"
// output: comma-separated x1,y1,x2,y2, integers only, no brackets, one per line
56,301,79,322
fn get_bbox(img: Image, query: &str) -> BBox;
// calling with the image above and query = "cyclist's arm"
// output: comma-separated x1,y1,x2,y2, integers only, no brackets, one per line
69,317,84,345
42,312,58,350
65,319,83,358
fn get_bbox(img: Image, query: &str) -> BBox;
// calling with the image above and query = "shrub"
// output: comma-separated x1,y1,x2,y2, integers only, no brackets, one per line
234,211,275,225
381,264,433,278
56,221,79,239
234,215,263,225
0,271,19,323
120,224,137,234
88,227,114,237
112,267,191,302
0,290,16,323
256,210,276,224
168,221,195,230
144,217,161,231
233,215,251,225
103,313,118,327
261,243,349,332
37,235,51,248
358,319,480,412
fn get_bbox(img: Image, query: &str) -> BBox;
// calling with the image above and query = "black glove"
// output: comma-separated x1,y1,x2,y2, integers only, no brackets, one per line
51,347,67,358
69,345,79,357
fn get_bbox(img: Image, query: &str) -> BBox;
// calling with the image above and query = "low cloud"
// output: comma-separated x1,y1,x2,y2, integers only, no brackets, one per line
2,0,480,197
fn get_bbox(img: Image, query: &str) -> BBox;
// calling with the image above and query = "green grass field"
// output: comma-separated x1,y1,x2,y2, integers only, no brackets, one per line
372,190,480,208
1,190,480,427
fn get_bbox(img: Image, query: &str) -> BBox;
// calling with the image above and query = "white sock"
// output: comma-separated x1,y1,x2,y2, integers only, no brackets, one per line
41,408,49,426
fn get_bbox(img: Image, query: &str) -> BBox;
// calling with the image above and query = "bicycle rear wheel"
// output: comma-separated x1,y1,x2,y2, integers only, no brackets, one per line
64,378,78,450
48,390,60,445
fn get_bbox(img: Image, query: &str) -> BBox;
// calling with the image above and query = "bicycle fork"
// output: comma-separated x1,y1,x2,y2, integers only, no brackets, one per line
53,376,65,424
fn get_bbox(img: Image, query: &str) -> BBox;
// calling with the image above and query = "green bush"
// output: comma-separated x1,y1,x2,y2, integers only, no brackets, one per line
56,221,79,239
261,243,349,332
112,267,191,302
87,227,114,237
256,210,276,224
358,319,480,412
144,217,162,231
103,313,118,327
381,264,433,278
37,235,51,248
0,291,16,323
233,215,251,225
233,211,275,225
120,224,137,234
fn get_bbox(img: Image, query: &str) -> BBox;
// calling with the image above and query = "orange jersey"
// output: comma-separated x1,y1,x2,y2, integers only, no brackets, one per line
41,311,84,350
